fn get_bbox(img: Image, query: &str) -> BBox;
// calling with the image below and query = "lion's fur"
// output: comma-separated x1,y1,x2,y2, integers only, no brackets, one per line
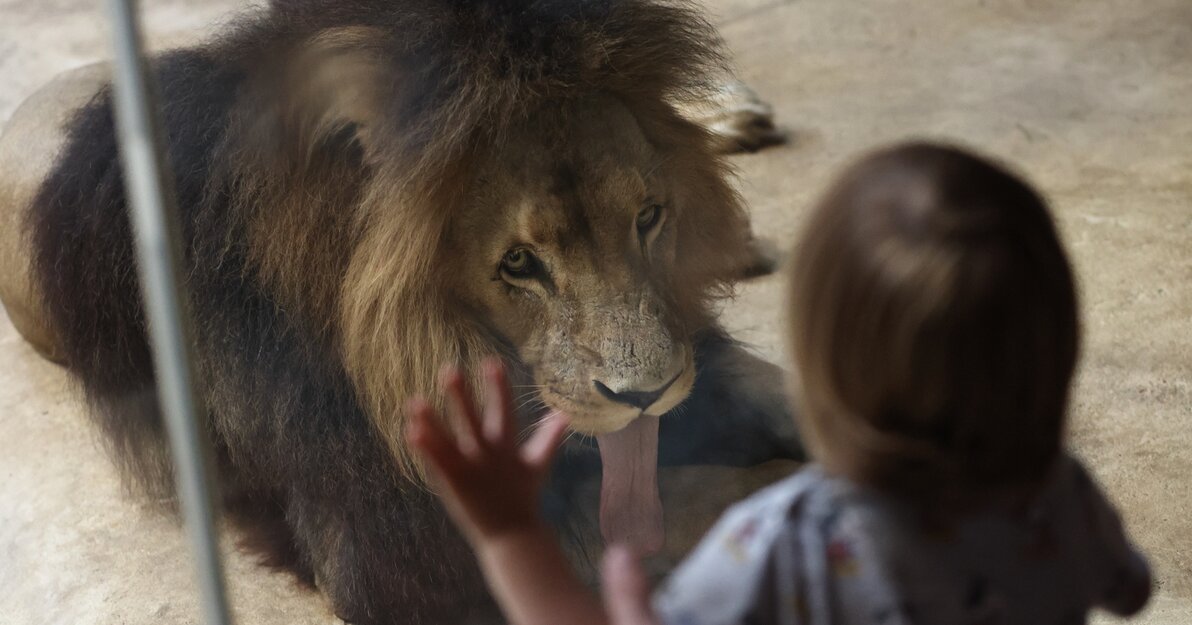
14,0,757,621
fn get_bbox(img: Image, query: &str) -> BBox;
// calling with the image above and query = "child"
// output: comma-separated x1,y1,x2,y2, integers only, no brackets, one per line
407,142,1152,625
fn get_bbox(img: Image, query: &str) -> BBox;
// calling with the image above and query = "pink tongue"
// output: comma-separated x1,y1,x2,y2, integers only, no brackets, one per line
596,415,665,554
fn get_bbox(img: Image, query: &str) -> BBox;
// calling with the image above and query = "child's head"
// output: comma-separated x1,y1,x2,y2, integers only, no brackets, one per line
788,142,1079,504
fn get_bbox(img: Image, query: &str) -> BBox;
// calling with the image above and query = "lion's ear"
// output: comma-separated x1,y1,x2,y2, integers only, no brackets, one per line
264,26,389,165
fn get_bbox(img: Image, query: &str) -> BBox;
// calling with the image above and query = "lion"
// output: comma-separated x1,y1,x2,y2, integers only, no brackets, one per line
0,0,801,622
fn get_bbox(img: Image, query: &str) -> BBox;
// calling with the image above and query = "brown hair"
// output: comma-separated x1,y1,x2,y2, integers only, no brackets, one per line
787,142,1080,508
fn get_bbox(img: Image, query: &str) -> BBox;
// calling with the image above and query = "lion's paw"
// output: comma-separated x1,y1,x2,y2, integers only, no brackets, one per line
695,80,786,154
736,235,785,279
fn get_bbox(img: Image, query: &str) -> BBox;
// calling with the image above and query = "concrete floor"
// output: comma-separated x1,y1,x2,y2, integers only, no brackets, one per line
1,0,1189,624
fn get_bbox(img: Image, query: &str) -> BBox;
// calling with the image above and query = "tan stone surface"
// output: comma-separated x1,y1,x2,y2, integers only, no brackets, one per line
1,1,1188,624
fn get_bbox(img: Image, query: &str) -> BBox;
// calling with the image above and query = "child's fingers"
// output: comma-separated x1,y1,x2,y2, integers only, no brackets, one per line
440,366,485,456
481,358,514,447
520,412,570,470
406,398,468,480
601,545,659,625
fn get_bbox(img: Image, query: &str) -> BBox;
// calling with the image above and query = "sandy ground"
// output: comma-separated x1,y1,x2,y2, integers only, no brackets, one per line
1,0,1189,624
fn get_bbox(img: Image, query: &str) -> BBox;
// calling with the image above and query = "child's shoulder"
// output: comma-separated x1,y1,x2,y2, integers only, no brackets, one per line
723,463,832,514
712,464,864,538
1028,453,1114,519
655,465,910,624
653,465,849,621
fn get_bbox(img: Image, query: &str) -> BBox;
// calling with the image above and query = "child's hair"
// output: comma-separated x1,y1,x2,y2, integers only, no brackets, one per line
787,142,1080,508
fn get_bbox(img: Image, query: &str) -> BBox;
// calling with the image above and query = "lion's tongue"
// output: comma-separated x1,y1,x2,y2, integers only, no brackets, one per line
596,414,664,554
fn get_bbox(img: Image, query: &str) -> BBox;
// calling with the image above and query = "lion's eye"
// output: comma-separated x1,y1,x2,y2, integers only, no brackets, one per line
636,204,663,233
500,247,539,278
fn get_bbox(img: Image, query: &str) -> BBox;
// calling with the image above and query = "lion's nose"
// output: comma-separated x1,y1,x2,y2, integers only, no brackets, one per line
593,371,681,411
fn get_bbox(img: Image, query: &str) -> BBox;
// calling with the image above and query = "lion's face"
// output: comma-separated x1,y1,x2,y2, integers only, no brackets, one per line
450,98,702,434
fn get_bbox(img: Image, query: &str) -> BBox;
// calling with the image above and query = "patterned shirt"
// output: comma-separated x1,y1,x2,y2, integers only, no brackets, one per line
653,457,1150,625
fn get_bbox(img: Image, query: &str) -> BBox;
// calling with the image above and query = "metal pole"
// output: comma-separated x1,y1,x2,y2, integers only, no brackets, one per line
104,1,234,624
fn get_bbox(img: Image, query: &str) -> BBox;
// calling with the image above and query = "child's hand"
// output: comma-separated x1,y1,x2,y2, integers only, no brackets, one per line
407,358,570,545
602,546,661,625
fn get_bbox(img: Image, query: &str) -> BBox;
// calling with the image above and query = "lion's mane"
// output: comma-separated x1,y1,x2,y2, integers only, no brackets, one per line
27,0,751,621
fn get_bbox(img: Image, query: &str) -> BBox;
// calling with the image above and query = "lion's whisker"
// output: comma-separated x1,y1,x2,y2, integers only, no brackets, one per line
513,389,542,403
515,396,546,413
517,409,567,444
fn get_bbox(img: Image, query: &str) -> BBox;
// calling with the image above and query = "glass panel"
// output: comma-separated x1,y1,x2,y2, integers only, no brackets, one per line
0,0,1185,624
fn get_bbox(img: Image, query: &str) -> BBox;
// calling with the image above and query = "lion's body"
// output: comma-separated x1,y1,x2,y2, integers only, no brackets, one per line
1,1,801,623
0,63,112,362
12,45,490,623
